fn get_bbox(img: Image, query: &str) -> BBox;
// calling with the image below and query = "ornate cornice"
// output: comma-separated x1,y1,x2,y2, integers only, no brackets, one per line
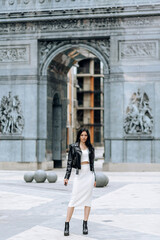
0,3,160,23
1,0,160,13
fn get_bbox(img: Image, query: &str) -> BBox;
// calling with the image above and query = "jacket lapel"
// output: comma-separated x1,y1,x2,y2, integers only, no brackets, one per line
75,142,82,156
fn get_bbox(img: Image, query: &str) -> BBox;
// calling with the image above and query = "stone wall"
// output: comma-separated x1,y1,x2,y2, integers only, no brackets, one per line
0,40,39,166
104,28,160,170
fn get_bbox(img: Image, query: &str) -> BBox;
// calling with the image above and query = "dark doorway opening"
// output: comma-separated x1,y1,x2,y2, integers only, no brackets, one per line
52,93,62,168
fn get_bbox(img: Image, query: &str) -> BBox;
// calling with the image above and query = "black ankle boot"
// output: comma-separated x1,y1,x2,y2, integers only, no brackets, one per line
83,220,88,235
64,222,69,236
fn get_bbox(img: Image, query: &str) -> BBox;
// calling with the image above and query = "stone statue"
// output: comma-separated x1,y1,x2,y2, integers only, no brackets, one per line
124,89,153,134
0,92,25,134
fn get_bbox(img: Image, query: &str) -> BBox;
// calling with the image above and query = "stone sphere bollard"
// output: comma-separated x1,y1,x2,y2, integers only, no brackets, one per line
47,172,58,183
24,172,34,182
95,172,109,187
34,170,47,183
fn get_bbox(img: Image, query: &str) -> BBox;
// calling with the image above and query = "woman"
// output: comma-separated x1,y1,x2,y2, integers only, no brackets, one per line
64,128,96,236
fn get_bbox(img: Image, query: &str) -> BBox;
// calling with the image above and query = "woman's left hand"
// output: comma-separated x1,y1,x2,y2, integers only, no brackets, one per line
94,181,96,187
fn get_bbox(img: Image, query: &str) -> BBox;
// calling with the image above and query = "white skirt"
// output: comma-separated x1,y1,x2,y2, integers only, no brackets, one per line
68,164,95,207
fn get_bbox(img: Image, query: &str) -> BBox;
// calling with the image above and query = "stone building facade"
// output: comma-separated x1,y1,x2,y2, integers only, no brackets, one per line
0,0,160,170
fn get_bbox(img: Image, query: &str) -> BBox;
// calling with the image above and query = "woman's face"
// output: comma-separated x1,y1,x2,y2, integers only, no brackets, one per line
80,131,88,144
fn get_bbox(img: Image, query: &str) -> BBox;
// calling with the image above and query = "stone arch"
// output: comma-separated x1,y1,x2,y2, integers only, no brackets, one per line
38,39,111,167
40,41,110,76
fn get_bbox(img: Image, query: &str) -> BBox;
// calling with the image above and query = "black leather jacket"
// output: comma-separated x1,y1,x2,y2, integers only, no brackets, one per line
64,142,96,181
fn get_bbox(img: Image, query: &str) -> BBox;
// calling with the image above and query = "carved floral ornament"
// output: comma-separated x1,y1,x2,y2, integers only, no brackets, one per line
124,89,153,135
0,92,25,135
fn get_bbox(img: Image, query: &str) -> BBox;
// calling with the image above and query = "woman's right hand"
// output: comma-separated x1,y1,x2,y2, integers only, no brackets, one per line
64,179,68,186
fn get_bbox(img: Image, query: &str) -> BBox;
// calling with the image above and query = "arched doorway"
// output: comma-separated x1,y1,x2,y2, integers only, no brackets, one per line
52,93,62,168
39,40,110,168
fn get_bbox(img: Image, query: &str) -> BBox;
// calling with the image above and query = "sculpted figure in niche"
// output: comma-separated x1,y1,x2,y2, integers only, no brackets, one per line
0,92,24,134
124,89,153,134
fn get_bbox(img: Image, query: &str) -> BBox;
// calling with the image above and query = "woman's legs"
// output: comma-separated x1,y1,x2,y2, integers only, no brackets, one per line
66,207,75,222
64,207,74,236
84,206,91,221
66,206,91,222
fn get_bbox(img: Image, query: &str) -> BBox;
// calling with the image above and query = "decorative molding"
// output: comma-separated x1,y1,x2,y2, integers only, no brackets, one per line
119,40,159,61
0,16,160,35
0,45,29,63
0,92,25,135
124,89,153,135
0,75,38,85
109,72,160,83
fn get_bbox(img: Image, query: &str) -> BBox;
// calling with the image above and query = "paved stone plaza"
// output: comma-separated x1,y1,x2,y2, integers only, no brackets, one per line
0,160,160,240
1,1,160,171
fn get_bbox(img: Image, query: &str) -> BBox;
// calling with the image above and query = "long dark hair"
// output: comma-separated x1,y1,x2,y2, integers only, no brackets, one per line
76,128,93,150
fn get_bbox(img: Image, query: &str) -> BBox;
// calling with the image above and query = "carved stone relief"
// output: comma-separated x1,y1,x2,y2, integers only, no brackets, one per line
8,0,15,5
119,41,158,61
90,39,110,59
39,41,61,64
0,16,160,35
0,92,25,135
124,89,153,135
0,46,29,63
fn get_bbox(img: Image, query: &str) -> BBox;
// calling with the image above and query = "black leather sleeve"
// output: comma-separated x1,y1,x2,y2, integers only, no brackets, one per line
64,145,73,180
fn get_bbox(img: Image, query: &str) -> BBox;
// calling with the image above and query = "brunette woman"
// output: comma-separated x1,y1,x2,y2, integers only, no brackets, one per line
64,128,96,236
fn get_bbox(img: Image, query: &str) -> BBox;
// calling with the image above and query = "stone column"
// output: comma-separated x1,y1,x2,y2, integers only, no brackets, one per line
103,74,111,170
36,75,49,169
